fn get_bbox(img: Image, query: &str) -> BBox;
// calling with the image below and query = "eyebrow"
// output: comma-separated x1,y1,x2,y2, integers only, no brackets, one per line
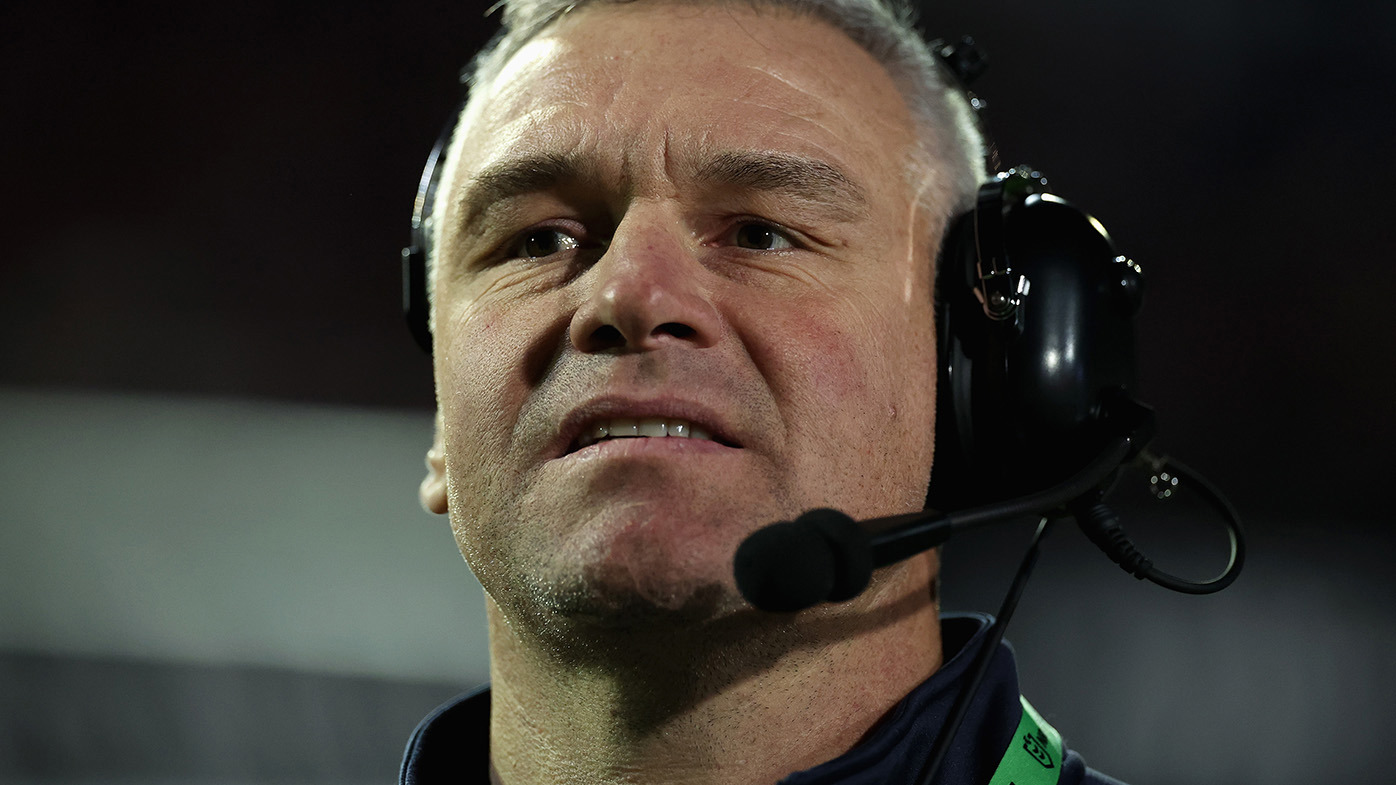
453,152,592,237
690,150,868,221
452,148,868,238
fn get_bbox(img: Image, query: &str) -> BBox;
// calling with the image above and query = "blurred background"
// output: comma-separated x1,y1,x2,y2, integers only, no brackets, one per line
2,1,1392,783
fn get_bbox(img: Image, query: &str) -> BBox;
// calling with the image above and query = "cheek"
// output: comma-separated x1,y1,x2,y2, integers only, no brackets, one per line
789,315,860,394
761,301,896,445
790,297,933,415
759,290,937,505
435,279,562,406
434,305,537,485
433,305,547,570
438,313,510,422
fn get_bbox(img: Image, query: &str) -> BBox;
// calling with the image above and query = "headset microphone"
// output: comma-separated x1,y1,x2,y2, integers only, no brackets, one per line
733,388,1236,615
734,436,1133,613
734,402,1245,614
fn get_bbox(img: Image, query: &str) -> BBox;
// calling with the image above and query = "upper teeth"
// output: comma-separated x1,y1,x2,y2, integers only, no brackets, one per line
577,417,714,449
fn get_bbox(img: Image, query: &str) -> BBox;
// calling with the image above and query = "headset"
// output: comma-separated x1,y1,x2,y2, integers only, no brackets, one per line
400,37,1146,513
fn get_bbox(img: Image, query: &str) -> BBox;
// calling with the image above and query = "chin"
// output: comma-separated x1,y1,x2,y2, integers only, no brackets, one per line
522,503,757,630
542,575,736,630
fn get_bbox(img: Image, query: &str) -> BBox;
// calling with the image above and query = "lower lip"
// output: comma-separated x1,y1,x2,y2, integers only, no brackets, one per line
559,436,738,462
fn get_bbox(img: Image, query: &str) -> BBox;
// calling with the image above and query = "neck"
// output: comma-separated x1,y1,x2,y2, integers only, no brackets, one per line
484,553,942,785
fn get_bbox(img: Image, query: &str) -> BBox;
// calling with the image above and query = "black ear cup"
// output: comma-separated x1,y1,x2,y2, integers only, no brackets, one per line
928,169,1144,510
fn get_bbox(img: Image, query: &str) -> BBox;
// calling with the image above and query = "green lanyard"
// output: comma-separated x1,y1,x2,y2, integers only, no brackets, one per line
985,697,1064,785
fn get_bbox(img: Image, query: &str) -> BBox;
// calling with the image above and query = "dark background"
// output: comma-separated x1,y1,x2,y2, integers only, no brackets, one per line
2,1,1392,783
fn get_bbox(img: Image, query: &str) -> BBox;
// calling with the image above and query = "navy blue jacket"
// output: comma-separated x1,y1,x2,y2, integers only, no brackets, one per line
400,613,1126,784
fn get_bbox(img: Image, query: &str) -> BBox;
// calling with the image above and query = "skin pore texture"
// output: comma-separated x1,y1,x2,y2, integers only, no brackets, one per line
419,3,951,782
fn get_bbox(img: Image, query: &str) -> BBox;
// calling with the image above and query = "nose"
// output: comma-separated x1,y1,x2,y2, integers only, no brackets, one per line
569,213,721,353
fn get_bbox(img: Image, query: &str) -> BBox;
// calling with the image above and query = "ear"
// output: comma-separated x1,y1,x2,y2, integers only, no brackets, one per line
419,412,449,515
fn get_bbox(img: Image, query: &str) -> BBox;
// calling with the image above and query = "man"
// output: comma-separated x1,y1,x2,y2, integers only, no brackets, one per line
404,0,1125,783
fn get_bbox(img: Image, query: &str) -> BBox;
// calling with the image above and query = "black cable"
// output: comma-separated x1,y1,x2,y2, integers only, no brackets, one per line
915,516,1055,785
1072,452,1244,594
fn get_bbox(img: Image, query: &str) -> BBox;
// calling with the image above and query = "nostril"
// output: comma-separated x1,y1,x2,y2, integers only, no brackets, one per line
655,322,696,340
585,324,626,351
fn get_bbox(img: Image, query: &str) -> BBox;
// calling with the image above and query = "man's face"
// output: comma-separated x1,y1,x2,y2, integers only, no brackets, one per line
428,2,945,628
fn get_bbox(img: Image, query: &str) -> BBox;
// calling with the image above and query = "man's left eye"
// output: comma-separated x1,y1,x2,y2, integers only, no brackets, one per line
733,222,795,251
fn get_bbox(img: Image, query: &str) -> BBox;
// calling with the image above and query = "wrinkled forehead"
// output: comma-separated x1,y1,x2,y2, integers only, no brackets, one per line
452,2,918,188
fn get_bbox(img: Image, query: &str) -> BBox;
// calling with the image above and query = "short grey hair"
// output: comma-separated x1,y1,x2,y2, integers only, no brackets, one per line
431,0,989,305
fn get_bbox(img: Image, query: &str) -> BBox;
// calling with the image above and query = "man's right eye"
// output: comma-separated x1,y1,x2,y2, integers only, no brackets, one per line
511,228,580,260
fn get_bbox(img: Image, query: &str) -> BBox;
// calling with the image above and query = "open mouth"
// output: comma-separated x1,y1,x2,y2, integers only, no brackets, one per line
568,417,741,454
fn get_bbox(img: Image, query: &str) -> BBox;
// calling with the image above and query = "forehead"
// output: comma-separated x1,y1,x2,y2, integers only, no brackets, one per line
454,2,917,192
